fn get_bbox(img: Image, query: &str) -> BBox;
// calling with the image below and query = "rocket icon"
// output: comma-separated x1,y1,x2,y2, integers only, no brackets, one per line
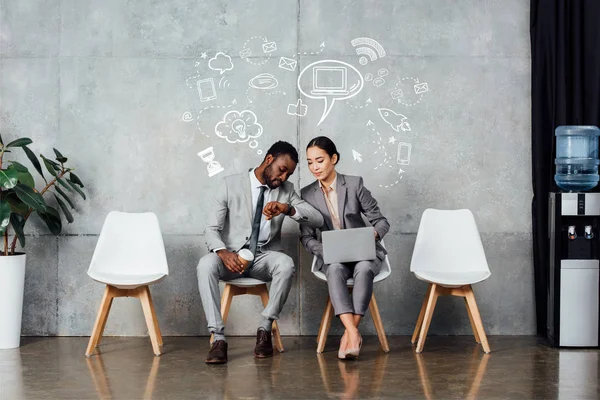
378,108,411,133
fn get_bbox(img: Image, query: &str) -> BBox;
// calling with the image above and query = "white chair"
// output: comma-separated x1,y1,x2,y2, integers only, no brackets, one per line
312,241,391,353
85,212,169,357
210,277,285,353
410,209,491,353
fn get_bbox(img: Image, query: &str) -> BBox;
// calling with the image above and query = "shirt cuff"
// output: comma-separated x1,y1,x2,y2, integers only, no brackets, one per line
289,206,303,221
212,247,226,253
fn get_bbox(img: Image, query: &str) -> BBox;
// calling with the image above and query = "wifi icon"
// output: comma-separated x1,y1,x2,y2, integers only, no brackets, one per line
351,37,386,66
219,76,231,88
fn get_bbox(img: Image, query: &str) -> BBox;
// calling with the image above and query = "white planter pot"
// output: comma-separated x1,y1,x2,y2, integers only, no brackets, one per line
0,254,26,349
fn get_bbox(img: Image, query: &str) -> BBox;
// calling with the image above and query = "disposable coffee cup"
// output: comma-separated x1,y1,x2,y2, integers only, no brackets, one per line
237,249,254,272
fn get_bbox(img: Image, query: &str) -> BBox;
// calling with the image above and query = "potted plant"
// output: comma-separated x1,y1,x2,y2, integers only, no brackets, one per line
0,136,86,349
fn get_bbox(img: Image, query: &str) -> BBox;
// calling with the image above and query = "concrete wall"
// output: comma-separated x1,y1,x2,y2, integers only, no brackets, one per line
0,0,533,337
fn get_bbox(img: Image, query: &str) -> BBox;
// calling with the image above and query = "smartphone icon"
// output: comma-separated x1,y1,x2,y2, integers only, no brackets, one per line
397,142,412,165
197,78,217,102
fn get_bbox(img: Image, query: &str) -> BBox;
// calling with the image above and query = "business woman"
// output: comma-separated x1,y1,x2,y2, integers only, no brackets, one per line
300,136,390,359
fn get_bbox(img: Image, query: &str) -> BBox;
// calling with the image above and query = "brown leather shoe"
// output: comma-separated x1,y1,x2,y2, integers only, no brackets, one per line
253,329,274,358
205,340,228,364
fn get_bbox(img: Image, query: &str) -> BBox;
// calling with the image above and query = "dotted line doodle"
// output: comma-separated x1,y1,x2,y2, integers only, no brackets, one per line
241,36,272,66
292,42,326,59
367,121,404,188
195,100,237,137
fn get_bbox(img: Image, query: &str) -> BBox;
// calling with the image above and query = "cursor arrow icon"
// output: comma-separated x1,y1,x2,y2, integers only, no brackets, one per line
352,150,363,163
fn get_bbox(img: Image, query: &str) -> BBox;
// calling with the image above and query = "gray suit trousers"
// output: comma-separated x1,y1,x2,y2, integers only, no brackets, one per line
197,250,295,335
323,258,382,316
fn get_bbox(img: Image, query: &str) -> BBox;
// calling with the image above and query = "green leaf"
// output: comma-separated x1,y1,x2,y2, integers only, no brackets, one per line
0,201,10,235
67,179,86,200
0,134,4,145
69,172,84,187
55,186,75,209
0,167,19,189
17,170,35,188
53,148,67,163
37,206,62,235
23,146,45,181
6,192,29,215
9,161,28,173
10,213,25,248
56,177,73,192
6,138,33,148
14,184,47,212
41,155,58,177
54,194,73,223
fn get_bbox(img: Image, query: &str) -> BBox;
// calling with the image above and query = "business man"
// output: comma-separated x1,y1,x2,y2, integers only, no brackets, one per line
198,141,324,364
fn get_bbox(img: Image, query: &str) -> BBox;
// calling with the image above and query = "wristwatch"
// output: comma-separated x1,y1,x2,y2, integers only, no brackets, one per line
285,203,294,215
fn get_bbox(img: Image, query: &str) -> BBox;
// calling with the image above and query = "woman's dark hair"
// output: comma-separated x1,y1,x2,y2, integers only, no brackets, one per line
306,136,340,164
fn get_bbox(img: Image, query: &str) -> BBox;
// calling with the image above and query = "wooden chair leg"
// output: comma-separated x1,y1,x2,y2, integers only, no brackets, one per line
138,286,162,356
369,293,390,353
258,284,284,353
416,284,439,353
95,291,115,347
464,286,491,353
317,297,334,353
146,288,163,347
464,296,481,343
412,284,432,344
86,285,115,357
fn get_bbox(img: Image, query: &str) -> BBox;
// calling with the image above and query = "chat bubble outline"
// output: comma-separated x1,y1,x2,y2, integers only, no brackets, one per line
297,60,364,125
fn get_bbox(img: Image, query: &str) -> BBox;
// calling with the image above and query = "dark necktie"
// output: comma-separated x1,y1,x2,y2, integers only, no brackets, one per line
249,186,267,261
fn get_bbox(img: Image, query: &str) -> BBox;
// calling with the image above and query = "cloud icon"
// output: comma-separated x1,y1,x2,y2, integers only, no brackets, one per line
208,52,234,75
215,110,263,143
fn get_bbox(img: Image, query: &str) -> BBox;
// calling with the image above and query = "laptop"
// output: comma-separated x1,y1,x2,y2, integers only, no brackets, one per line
322,227,376,264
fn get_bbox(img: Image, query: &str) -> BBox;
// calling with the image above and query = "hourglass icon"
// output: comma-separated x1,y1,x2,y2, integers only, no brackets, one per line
197,146,224,177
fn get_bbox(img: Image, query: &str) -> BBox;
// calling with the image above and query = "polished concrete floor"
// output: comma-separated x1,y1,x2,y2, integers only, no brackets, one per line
0,336,598,399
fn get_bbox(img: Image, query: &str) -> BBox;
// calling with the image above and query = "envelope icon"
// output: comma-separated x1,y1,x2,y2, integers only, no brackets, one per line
414,82,429,94
239,48,251,58
391,89,403,100
262,41,277,54
279,57,297,72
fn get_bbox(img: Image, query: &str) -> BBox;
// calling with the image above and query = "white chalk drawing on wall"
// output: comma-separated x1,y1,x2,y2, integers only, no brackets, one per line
345,98,372,109
240,36,274,66
351,37,386,66
366,119,405,188
298,60,364,125
287,99,308,117
192,99,237,138
378,108,411,132
219,77,231,89
278,57,297,72
365,73,373,82
372,68,388,88
391,77,429,106
182,112,193,122
208,52,234,75
352,149,363,163
291,42,326,59
215,110,263,144
198,146,225,178
249,73,279,90
397,142,412,165
201,52,208,59
197,78,217,102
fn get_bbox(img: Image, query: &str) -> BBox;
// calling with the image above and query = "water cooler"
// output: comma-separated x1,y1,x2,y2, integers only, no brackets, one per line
547,126,600,347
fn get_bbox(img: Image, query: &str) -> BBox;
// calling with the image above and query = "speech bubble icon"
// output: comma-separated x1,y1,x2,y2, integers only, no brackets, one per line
297,60,364,125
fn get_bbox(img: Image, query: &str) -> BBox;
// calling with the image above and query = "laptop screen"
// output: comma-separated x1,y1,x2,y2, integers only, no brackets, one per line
314,67,346,91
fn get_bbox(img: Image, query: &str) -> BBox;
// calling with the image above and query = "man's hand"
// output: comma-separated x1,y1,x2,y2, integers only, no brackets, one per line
263,201,294,220
374,229,380,240
216,249,245,274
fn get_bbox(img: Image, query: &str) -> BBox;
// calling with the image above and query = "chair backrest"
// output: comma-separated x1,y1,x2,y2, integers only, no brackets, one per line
410,209,489,274
88,211,169,276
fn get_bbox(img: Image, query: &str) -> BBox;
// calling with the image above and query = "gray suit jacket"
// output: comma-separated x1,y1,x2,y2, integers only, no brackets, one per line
300,173,390,271
204,169,324,253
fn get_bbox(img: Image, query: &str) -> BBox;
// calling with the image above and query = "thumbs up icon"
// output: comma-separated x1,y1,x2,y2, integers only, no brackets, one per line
287,99,308,117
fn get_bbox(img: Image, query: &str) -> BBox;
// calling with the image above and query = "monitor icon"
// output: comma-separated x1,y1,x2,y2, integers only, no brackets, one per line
311,66,348,95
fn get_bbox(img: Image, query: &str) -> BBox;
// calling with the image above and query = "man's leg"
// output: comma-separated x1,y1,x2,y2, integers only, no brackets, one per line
248,250,296,328
196,252,239,339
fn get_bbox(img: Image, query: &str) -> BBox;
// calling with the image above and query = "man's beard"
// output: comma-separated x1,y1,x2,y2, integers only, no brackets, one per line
262,165,282,189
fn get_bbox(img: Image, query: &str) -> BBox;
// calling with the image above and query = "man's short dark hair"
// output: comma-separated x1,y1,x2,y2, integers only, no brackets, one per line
265,141,299,163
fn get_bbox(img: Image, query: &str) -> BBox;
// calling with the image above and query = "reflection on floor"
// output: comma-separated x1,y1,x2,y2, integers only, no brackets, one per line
0,336,598,399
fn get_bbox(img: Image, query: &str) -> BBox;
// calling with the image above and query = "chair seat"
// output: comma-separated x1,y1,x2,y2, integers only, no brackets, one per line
312,269,390,286
88,271,167,289
222,277,269,287
413,270,491,287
